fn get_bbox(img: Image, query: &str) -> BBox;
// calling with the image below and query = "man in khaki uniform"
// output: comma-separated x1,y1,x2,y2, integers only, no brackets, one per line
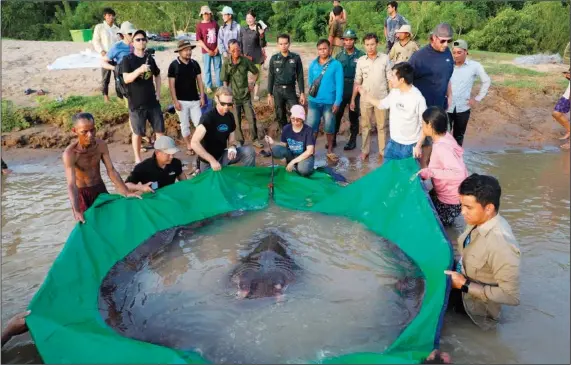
351,33,391,160
389,24,419,64
445,174,521,331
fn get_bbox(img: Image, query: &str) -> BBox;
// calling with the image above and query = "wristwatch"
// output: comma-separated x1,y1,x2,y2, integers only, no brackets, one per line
461,278,471,293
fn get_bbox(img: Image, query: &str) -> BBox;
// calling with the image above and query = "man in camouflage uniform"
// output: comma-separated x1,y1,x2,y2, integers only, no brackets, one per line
333,29,364,150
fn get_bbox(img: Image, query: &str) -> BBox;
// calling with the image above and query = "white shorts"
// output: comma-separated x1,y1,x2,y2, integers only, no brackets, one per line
563,82,570,99
176,100,202,137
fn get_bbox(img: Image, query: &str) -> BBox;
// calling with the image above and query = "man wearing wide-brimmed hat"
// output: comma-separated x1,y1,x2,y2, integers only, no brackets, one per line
389,24,418,63
168,40,205,154
218,6,241,59
196,5,222,93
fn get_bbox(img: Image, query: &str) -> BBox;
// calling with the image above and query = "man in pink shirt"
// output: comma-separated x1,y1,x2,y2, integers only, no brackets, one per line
418,106,468,226
196,5,221,93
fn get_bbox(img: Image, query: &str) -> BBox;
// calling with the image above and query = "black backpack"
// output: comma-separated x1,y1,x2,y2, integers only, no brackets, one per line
114,59,130,99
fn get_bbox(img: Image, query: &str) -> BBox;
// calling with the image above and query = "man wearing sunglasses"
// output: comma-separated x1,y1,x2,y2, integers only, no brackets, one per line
120,30,165,164
191,87,256,172
408,23,455,166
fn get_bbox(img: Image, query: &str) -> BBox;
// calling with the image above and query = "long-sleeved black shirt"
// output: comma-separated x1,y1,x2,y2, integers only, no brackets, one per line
267,51,305,95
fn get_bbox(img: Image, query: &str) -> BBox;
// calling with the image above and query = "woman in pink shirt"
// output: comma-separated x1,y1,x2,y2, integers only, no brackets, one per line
419,106,468,226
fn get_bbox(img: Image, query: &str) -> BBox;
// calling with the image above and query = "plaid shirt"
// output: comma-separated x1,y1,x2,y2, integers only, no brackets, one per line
218,21,241,55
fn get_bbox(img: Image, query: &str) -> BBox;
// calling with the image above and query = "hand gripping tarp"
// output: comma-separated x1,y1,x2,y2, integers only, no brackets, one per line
27,158,453,364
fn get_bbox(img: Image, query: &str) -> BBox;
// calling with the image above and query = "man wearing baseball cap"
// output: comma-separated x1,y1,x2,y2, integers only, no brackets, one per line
168,40,205,154
125,136,187,193
389,24,419,63
334,29,364,150
218,6,241,59
448,39,491,146
196,5,222,93
264,105,315,177
408,23,455,166
101,21,136,99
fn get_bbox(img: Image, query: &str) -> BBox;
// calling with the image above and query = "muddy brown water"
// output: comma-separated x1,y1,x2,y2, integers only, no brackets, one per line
1,146,569,364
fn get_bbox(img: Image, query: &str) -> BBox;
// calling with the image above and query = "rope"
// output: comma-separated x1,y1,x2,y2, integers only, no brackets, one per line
266,139,275,200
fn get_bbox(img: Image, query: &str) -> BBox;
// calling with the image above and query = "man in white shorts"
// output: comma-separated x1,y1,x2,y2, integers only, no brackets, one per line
168,40,206,154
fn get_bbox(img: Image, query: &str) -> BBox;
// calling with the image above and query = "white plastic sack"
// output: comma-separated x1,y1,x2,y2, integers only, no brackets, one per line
47,49,103,70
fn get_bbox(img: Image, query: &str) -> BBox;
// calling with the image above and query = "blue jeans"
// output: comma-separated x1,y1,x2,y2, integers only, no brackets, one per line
384,139,416,163
271,145,314,177
307,101,336,134
202,53,222,88
199,146,256,171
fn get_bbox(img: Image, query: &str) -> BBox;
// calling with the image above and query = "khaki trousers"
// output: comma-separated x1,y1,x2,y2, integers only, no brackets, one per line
360,100,389,155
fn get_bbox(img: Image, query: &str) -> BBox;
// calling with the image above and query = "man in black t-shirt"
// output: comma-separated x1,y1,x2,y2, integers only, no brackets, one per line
125,136,187,192
190,86,256,172
121,29,165,164
168,40,205,154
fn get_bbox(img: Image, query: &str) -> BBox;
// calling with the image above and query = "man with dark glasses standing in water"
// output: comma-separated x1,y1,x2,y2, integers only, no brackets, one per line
191,87,256,172
408,23,455,166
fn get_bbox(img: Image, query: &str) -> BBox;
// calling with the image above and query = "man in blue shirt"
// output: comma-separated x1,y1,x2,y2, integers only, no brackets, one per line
102,21,135,99
307,39,343,162
408,23,454,110
409,23,454,167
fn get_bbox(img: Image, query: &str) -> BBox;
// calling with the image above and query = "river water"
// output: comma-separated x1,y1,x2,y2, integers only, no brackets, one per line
1,148,569,364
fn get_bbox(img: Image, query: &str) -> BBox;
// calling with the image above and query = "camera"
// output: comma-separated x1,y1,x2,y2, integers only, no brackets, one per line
145,48,156,56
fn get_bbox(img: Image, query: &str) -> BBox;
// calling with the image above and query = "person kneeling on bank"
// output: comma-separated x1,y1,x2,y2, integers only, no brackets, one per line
125,136,187,192
445,173,521,331
264,105,315,177
191,86,256,172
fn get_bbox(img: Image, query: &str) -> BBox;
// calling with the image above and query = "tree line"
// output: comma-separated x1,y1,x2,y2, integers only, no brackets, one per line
2,1,569,55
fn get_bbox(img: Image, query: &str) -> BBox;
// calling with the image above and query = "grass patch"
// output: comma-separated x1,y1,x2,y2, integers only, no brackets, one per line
495,79,544,89
33,94,129,130
557,79,570,89
1,100,30,132
483,63,545,77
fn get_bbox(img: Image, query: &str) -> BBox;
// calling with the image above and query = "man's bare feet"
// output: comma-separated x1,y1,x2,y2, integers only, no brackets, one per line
103,95,110,103
1,168,12,175
559,132,570,140
360,152,369,160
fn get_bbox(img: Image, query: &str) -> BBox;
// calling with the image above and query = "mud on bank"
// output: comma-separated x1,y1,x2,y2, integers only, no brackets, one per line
1,85,567,151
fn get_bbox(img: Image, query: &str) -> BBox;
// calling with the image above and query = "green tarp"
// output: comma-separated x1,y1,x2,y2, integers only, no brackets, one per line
27,158,452,364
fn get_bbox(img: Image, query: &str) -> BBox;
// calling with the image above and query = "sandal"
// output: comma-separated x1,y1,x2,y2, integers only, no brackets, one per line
252,140,264,149
326,153,339,163
36,89,46,96
186,148,195,156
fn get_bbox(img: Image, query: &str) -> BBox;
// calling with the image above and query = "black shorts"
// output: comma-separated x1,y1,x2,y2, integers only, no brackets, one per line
129,105,165,136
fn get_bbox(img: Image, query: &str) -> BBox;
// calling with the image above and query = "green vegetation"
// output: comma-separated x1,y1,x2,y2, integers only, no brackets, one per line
33,95,129,130
495,79,544,89
483,63,545,77
1,1,569,54
1,100,30,133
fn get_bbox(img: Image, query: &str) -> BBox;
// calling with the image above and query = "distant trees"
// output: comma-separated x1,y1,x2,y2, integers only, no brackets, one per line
1,0,569,55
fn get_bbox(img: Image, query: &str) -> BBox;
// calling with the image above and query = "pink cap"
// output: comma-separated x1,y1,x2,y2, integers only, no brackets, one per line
290,105,306,121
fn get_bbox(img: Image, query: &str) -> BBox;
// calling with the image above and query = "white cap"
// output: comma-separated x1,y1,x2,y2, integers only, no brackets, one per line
220,6,233,15
154,136,179,155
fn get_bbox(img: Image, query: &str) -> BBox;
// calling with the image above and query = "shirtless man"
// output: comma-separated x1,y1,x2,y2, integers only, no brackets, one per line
62,112,140,223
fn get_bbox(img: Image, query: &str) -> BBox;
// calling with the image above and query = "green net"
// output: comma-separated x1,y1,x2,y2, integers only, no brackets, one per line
27,158,452,364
